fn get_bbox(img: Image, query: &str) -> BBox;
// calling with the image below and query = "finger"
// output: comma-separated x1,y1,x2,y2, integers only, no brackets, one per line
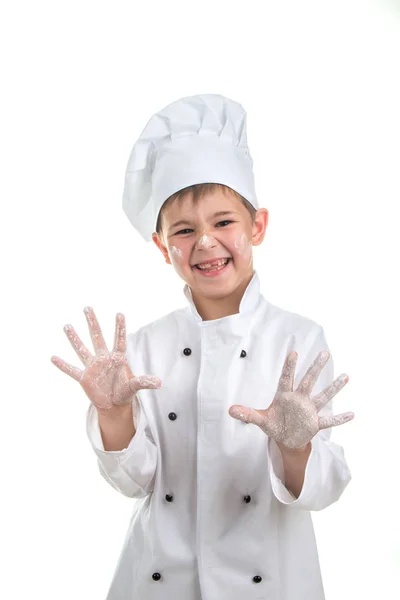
311,374,349,411
128,376,162,395
228,405,265,428
276,352,298,394
63,324,93,366
51,355,83,382
113,313,126,353
113,376,162,407
84,307,108,355
297,350,330,396
318,412,355,430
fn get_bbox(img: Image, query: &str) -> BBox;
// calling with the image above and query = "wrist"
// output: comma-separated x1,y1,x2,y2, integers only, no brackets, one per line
96,399,134,418
276,440,311,455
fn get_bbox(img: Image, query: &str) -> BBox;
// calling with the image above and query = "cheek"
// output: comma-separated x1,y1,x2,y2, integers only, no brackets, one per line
169,244,189,267
232,232,252,260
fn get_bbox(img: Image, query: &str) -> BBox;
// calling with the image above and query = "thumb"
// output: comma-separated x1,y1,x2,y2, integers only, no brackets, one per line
229,405,260,425
129,375,162,395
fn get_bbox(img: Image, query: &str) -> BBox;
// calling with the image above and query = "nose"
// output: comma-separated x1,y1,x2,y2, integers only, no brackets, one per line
195,232,217,250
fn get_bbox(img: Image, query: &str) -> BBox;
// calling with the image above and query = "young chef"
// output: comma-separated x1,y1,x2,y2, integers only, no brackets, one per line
51,93,354,600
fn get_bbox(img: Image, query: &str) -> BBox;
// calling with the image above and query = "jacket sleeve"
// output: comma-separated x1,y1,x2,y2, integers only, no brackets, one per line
85,330,158,499
267,325,352,511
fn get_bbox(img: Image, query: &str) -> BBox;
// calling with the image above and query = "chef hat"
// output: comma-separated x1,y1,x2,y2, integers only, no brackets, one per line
122,93,259,242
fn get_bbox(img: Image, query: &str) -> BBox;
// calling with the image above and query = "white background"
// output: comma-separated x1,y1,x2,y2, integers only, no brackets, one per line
1,1,399,598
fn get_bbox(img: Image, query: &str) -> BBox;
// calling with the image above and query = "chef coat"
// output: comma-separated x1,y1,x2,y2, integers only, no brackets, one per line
86,270,352,600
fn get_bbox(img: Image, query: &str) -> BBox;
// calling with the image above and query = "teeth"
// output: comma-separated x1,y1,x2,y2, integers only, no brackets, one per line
196,259,228,270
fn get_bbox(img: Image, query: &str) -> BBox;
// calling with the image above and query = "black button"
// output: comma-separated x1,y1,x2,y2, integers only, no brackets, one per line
244,495,252,503
240,350,247,357
168,412,177,421
165,494,173,502
253,575,262,583
183,348,192,356
152,572,161,581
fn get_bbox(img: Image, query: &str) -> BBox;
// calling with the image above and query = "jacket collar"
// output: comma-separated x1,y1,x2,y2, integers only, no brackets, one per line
183,270,262,335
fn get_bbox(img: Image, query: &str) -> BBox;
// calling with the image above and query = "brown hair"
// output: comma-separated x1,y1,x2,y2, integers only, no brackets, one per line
155,183,257,239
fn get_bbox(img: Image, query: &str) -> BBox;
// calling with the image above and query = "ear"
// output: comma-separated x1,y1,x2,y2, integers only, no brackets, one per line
152,232,172,264
251,208,269,246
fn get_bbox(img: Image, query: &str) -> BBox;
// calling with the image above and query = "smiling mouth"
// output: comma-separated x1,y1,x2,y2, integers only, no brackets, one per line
192,258,232,272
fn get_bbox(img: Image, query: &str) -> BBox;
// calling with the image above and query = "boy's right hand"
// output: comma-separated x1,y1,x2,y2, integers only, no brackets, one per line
51,307,162,412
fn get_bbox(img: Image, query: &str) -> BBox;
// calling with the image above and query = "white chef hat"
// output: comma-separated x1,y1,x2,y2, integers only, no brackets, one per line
122,93,259,242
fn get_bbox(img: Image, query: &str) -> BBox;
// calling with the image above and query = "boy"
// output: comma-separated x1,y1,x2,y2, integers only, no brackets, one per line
51,94,354,600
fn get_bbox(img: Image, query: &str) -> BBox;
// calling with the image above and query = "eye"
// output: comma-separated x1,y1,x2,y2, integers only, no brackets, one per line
216,220,233,227
175,228,193,235
174,220,234,235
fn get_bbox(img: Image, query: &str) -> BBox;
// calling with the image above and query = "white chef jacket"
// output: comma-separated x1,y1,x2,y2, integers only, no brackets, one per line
86,270,352,600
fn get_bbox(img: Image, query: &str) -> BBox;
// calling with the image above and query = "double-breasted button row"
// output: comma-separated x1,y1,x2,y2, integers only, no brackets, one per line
152,572,262,583
183,347,247,357
155,347,255,585
164,494,251,503
170,345,247,425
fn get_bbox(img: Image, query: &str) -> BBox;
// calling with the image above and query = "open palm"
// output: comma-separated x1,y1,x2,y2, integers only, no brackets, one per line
229,350,354,449
51,307,161,411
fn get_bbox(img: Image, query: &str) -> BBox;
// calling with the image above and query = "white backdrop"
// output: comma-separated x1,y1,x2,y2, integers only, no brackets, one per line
1,1,399,598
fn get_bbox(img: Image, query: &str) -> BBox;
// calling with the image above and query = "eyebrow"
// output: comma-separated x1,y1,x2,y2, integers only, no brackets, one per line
168,211,238,231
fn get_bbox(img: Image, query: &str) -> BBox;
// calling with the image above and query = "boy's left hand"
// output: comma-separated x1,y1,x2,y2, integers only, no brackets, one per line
228,350,354,450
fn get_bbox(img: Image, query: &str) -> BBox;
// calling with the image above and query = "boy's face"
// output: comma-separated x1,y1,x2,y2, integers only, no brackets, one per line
152,189,268,316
